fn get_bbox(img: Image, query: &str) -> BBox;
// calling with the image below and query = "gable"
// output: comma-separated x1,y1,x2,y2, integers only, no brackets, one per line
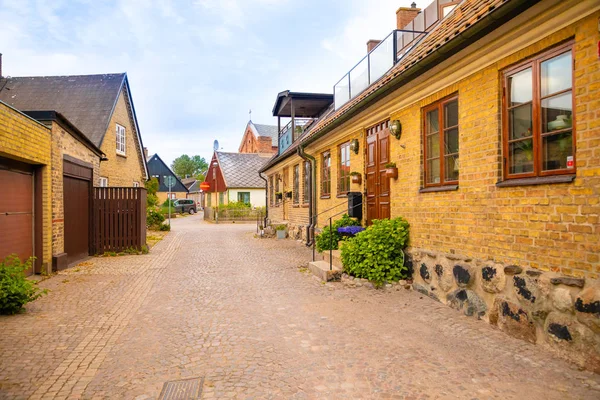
238,124,257,153
147,154,188,193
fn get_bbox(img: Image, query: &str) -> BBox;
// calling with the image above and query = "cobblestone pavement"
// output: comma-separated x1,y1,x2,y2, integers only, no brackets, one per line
1,215,600,399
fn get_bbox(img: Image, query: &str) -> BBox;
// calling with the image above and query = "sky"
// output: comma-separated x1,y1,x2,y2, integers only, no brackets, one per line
0,0,430,165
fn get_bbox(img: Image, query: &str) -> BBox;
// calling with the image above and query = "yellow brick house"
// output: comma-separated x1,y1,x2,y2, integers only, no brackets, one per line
0,73,149,188
267,0,600,370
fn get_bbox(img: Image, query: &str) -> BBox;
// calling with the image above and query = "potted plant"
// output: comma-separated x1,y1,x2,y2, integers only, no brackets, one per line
385,162,398,179
350,171,362,184
259,224,264,237
275,224,287,239
285,190,293,199
275,191,283,200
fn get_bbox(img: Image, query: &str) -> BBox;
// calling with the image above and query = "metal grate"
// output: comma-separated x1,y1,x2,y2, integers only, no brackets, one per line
158,377,204,400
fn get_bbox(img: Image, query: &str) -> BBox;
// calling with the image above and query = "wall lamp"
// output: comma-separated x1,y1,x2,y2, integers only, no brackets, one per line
390,120,402,140
350,138,359,154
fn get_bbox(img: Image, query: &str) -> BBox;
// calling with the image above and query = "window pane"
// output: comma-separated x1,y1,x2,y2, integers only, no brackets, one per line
444,128,458,154
542,91,573,133
541,52,572,97
509,139,534,174
427,133,440,158
444,100,458,128
445,155,459,181
509,68,532,106
543,131,573,171
426,158,440,184
510,104,532,140
426,109,439,133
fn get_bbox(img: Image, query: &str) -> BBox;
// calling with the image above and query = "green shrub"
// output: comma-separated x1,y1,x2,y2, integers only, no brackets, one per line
315,214,361,253
145,178,160,208
340,217,410,286
0,255,47,315
159,223,171,231
162,199,176,207
218,201,251,210
274,224,287,231
147,208,165,229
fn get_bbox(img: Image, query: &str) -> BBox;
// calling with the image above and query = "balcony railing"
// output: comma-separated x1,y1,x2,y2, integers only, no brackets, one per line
334,29,427,110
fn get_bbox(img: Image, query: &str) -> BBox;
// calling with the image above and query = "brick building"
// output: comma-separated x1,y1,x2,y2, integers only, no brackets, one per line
0,73,148,188
263,0,600,370
238,121,278,154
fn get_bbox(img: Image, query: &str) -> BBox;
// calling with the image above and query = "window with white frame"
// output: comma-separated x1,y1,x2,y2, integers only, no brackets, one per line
133,181,140,187
99,177,108,187
116,124,126,155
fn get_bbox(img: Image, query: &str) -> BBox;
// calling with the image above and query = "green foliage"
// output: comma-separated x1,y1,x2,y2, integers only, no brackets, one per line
350,171,361,176
171,154,208,180
274,224,287,231
340,217,410,286
384,162,396,168
218,201,251,210
163,199,176,207
141,245,149,254
159,223,171,231
145,177,159,207
0,255,47,315
315,214,361,253
147,208,165,229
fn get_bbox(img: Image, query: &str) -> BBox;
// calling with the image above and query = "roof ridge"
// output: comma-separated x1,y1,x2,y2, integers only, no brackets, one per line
2,73,126,79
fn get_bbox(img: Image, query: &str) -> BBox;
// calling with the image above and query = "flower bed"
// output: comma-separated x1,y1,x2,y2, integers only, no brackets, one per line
337,226,365,237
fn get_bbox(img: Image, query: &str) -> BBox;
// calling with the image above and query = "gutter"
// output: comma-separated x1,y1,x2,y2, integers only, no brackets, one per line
300,0,538,149
297,144,316,248
258,171,269,227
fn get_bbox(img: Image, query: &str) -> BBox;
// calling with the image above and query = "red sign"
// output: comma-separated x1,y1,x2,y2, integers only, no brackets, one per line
199,182,210,191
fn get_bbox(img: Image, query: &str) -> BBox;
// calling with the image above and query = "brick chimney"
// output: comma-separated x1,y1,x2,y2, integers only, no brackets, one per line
257,136,274,154
396,3,421,30
367,40,381,53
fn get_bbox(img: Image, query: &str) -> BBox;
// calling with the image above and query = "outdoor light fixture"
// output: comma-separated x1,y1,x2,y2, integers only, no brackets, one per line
390,120,402,140
350,138,359,154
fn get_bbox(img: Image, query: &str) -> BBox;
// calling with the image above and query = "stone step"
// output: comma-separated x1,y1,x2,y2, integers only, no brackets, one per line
318,250,343,269
308,260,342,282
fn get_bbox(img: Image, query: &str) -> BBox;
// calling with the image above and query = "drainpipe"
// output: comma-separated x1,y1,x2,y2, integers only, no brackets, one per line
297,144,316,247
258,171,268,227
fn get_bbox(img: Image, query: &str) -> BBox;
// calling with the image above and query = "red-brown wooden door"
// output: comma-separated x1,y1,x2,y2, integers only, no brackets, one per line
0,163,34,275
366,123,391,225
63,175,90,266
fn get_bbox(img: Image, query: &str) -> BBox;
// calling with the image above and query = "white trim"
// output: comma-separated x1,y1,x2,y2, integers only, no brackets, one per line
99,177,108,187
116,123,126,155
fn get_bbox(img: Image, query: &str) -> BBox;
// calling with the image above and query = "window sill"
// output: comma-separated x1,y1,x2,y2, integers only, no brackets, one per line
419,185,459,193
116,152,127,158
337,193,349,198
320,195,331,199
496,175,575,187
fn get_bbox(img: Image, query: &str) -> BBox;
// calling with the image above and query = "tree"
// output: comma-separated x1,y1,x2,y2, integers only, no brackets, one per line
171,155,208,180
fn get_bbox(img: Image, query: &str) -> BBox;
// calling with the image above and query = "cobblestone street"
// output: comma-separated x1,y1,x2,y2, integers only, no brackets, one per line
1,215,600,399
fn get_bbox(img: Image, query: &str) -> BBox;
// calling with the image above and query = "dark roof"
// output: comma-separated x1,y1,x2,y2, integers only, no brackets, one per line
0,73,125,147
187,181,201,193
272,91,334,117
181,177,197,189
23,111,104,157
304,0,526,143
252,123,278,147
147,153,189,193
216,152,271,188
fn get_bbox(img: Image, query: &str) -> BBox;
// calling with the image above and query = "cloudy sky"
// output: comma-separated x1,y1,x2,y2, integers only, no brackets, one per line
0,0,429,164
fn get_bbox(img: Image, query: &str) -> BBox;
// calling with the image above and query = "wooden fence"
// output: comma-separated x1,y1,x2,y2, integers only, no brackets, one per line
91,187,146,254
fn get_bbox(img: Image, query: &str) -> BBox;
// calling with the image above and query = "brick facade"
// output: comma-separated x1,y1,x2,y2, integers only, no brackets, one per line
50,121,101,255
98,89,146,187
302,3,600,370
0,102,53,273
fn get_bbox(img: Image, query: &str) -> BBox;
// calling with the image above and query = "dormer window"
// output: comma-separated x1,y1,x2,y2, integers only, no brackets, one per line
116,124,126,155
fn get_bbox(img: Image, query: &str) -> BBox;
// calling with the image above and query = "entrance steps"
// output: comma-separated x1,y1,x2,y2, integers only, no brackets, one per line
308,250,344,281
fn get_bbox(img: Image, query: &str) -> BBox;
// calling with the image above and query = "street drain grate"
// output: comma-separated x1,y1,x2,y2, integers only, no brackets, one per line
158,377,204,400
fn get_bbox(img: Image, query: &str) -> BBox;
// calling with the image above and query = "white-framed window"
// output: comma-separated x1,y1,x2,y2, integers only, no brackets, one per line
169,193,177,200
133,181,140,187
99,177,108,187
116,124,126,155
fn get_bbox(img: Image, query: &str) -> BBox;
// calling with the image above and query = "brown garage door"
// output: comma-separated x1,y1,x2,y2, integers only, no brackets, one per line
0,163,34,275
63,160,92,266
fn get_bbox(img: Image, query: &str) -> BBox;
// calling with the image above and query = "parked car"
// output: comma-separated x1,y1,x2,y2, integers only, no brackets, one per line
173,199,197,214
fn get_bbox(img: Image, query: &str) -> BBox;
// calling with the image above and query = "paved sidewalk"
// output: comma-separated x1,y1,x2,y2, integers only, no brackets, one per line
1,215,599,399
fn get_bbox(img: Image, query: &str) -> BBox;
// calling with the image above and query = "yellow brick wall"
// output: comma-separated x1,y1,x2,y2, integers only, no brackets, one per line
99,89,146,187
157,191,188,203
0,102,53,273
50,122,101,255
307,10,599,279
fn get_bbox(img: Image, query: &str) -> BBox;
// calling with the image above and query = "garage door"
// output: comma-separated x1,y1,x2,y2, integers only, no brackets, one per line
0,163,34,275
63,160,92,266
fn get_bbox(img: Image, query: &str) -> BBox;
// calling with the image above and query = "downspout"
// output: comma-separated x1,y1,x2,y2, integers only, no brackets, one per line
258,171,268,227
297,144,316,247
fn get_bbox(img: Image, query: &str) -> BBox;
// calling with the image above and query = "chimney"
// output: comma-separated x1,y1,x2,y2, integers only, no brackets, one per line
396,3,421,30
366,40,381,53
143,147,148,160
257,136,274,154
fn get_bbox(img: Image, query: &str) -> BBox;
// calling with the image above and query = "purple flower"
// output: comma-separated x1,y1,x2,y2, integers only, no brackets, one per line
337,226,365,235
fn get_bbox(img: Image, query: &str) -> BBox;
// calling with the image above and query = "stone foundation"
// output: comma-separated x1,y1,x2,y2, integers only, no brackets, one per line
408,248,600,373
